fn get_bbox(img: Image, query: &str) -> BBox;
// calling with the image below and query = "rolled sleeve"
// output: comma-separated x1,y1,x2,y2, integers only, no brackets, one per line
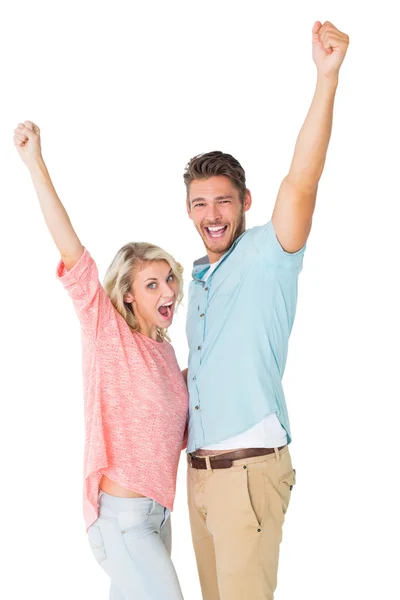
248,220,306,271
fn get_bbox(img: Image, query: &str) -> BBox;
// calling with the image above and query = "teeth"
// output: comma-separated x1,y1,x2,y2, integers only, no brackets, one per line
208,226,225,232
162,301,173,307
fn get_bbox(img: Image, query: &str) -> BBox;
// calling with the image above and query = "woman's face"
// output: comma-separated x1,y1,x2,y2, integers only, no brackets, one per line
124,260,179,338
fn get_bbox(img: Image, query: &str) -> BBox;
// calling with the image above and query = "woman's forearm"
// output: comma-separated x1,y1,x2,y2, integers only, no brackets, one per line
28,157,83,268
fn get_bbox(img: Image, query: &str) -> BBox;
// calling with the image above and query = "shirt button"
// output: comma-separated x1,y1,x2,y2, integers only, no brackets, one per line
205,287,209,291
195,405,199,410
197,345,201,350
200,313,204,318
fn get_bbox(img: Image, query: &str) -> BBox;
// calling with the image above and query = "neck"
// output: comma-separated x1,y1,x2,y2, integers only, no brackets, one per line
207,251,224,264
137,318,159,341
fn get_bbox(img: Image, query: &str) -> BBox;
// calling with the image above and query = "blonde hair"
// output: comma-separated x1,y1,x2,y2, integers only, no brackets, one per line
103,242,184,342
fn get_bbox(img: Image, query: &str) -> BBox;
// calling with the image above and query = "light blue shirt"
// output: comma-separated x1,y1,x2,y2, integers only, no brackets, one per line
186,220,306,453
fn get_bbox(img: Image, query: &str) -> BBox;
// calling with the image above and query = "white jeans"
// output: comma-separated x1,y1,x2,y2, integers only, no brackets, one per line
87,492,184,599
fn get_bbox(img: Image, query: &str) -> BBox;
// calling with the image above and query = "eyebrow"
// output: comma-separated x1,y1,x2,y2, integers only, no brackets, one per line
191,195,234,203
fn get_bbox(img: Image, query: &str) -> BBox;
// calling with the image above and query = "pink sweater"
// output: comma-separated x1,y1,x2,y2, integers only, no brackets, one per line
57,248,188,530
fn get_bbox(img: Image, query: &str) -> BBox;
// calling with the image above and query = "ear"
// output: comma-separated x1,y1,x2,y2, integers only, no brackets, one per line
243,189,252,212
124,292,135,304
186,198,192,220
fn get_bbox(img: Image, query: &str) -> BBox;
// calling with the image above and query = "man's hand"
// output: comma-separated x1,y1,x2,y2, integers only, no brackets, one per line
13,120,42,167
312,21,349,78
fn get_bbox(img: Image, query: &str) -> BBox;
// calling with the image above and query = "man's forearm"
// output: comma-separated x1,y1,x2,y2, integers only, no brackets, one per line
287,74,338,189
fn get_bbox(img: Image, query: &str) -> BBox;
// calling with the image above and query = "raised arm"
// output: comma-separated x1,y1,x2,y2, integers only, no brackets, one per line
272,21,349,253
13,121,83,270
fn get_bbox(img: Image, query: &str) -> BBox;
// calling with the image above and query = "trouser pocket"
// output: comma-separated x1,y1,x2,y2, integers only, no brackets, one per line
279,468,296,516
87,522,107,564
244,463,267,528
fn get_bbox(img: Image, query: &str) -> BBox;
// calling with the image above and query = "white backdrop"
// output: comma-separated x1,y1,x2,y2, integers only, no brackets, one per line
1,1,399,599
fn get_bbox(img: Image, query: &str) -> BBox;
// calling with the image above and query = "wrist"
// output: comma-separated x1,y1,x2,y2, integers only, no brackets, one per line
26,153,46,173
316,71,339,89
27,154,51,184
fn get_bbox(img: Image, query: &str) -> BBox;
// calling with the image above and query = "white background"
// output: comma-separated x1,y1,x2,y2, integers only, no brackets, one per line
1,1,399,599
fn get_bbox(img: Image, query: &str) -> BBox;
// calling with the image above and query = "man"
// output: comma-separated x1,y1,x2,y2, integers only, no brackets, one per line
184,21,349,600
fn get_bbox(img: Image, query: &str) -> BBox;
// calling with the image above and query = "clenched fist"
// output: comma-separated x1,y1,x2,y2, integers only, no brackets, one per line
14,120,42,167
312,21,349,78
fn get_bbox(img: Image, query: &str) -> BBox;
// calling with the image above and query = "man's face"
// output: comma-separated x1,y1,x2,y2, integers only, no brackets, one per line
187,176,252,263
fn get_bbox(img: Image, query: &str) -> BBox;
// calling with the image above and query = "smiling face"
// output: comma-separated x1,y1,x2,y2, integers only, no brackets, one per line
187,176,252,263
123,260,179,339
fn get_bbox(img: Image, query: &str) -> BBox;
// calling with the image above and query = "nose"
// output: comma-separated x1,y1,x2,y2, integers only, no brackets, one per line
205,202,222,223
161,280,175,297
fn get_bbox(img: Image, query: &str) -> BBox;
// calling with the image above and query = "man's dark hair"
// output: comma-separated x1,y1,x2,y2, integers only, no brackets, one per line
183,151,247,202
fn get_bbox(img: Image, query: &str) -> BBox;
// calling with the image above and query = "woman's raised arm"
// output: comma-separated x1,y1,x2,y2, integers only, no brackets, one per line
14,120,83,270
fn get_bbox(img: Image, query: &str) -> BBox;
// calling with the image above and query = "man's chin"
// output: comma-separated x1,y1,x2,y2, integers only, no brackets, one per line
199,232,229,254
203,239,231,256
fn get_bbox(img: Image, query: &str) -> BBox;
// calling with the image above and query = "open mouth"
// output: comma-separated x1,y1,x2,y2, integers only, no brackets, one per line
204,225,228,240
158,300,174,320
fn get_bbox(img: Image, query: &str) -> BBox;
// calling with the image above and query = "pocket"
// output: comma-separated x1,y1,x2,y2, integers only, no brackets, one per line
87,524,107,564
279,468,296,517
119,500,157,538
242,465,265,528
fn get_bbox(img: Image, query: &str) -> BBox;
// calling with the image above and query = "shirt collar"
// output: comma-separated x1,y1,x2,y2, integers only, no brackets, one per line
191,230,247,281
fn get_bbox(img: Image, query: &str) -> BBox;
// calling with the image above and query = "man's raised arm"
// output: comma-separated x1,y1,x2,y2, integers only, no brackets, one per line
272,21,349,253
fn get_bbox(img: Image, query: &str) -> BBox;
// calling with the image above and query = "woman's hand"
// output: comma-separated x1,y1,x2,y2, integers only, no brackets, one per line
312,21,349,79
14,121,42,168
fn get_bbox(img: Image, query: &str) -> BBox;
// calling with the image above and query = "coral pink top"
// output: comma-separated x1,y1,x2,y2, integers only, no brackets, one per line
57,248,188,530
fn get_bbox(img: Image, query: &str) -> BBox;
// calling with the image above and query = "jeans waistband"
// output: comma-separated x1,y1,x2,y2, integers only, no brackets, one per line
99,492,155,513
98,492,170,528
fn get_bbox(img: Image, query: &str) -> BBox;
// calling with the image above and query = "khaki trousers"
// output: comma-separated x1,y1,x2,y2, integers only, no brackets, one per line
187,446,296,600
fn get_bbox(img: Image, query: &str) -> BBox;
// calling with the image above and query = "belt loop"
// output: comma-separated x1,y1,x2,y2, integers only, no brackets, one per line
274,447,280,462
205,456,213,472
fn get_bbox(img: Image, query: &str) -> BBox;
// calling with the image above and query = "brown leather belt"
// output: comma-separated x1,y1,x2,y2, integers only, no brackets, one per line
188,446,287,470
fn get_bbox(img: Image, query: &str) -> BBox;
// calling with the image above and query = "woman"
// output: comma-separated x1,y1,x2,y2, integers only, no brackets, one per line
14,121,188,600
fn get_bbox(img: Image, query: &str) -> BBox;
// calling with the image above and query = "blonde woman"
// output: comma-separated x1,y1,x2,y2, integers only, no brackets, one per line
14,121,188,600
